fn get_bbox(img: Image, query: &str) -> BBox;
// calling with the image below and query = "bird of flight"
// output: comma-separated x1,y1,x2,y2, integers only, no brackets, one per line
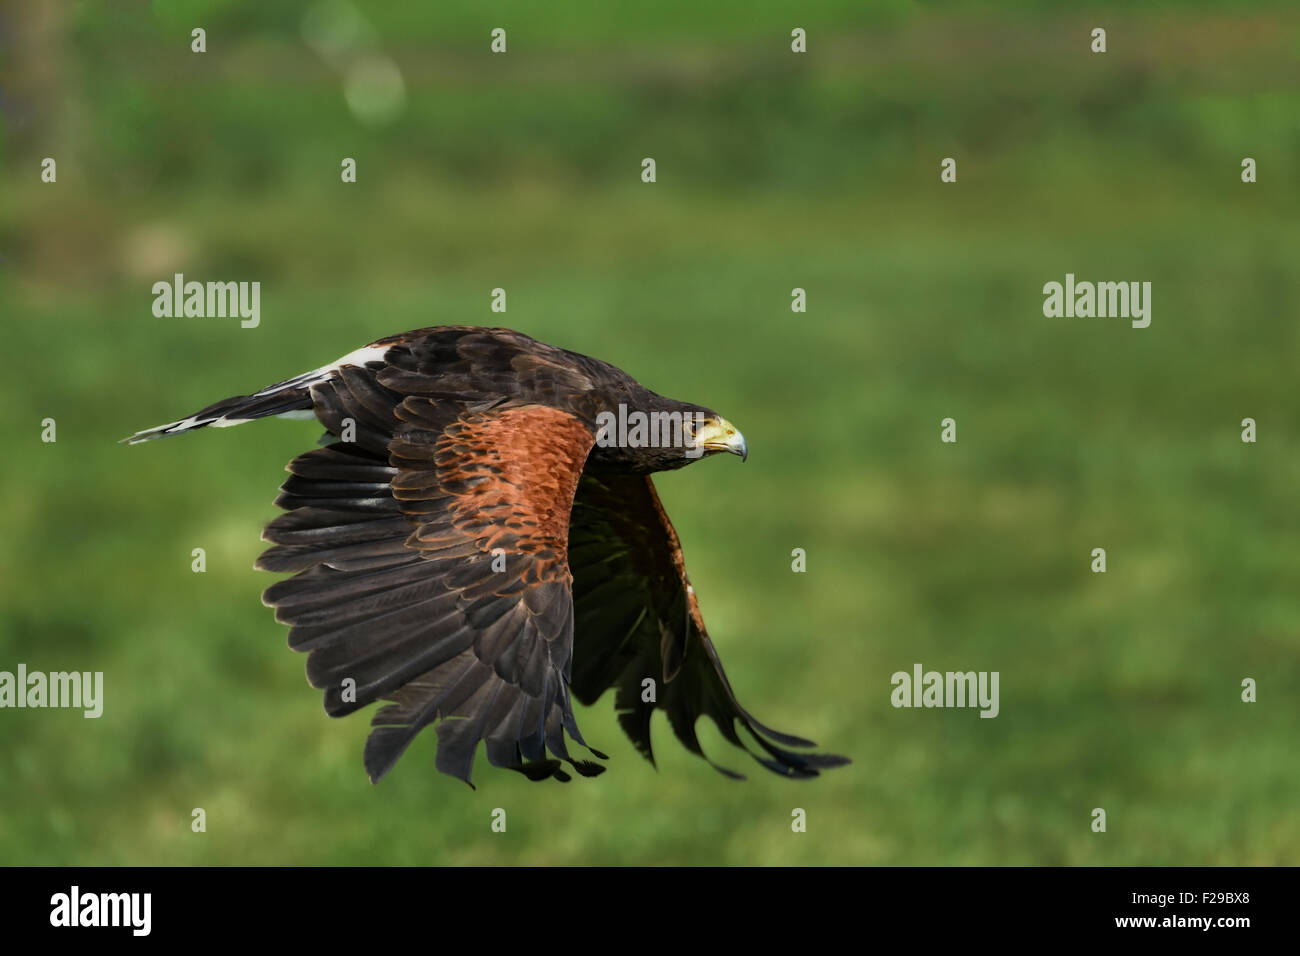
126,326,847,786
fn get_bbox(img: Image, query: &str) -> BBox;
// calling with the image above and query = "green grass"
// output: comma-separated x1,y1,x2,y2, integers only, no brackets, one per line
0,2,1296,865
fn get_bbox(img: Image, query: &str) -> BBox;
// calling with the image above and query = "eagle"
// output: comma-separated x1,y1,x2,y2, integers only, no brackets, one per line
126,326,847,786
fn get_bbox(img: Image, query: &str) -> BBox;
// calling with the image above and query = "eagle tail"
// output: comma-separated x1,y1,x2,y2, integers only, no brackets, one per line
122,344,391,445
122,387,316,444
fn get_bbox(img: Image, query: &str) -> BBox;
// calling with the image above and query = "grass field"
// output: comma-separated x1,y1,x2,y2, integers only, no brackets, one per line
1,1,1297,865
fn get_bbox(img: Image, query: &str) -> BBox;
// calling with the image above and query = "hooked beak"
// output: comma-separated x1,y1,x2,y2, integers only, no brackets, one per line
693,416,748,462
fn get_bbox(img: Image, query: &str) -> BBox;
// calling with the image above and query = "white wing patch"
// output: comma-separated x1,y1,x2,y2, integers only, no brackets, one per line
251,345,391,399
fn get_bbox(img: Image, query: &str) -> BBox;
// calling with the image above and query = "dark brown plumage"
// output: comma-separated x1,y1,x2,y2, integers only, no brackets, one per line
126,326,848,786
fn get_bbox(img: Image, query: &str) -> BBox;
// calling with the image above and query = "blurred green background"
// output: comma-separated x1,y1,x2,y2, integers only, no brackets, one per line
1,0,1297,865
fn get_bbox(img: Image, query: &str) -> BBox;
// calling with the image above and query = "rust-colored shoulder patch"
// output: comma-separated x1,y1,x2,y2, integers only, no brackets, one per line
434,406,594,576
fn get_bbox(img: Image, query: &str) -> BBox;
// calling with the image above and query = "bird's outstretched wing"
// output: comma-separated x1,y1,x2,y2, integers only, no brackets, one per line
257,359,605,786
567,473,850,779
